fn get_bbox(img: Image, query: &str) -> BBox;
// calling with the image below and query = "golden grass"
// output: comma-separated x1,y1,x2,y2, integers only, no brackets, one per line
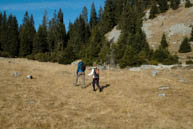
0,58,193,129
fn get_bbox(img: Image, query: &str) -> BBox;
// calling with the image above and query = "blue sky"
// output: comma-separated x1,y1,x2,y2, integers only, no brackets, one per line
0,0,105,30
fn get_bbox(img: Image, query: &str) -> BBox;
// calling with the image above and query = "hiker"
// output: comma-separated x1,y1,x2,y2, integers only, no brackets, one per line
74,60,86,88
88,64,102,92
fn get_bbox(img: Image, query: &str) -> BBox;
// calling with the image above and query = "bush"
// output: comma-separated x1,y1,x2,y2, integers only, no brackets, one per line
153,47,179,65
58,47,76,65
186,60,193,64
0,51,11,58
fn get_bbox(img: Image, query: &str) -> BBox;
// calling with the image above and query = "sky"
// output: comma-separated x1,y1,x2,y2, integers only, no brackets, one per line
0,0,105,30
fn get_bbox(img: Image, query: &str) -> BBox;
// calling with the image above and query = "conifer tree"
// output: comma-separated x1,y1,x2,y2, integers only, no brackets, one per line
7,15,19,56
0,11,8,52
149,0,158,19
190,27,193,41
179,37,192,53
170,0,180,10
158,0,169,13
0,12,2,50
161,33,168,49
90,2,97,29
101,0,116,33
98,7,104,22
185,0,193,8
48,10,57,52
33,10,48,54
19,12,36,57
56,8,67,50
81,6,88,24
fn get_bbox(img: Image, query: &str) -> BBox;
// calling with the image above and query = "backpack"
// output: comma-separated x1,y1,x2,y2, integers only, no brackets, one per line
94,68,99,78
81,63,86,72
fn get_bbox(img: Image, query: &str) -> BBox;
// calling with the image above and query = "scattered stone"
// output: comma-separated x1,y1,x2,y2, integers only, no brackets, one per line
152,70,159,77
26,75,33,79
179,78,185,83
159,93,166,97
159,86,169,90
12,72,20,77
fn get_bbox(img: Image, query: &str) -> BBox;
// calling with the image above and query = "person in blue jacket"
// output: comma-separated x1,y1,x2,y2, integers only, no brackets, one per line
74,60,86,88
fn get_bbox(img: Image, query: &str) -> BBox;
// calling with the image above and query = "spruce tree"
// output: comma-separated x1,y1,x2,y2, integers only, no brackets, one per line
33,10,48,54
158,0,169,13
185,0,193,8
101,0,116,33
161,33,168,49
33,25,48,53
90,2,97,29
0,12,2,50
179,37,192,53
19,12,36,57
81,6,88,24
170,0,180,10
190,27,193,41
0,11,8,53
7,15,19,57
149,0,159,19
56,9,67,50
98,7,104,22
48,10,57,52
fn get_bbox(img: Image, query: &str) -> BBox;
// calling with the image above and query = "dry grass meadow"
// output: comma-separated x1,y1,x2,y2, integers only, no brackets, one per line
0,58,193,129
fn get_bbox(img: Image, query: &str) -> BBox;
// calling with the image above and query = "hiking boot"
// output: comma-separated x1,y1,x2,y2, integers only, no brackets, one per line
99,88,102,92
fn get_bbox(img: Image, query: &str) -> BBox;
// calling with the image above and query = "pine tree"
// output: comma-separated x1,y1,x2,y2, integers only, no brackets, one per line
158,0,169,13
101,0,116,33
179,37,192,53
185,0,193,8
48,10,57,52
33,25,48,53
149,0,158,19
190,27,193,41
160,33,168,49
170,0,180,10
0,12,2,50
90,2,97,29
98,7,104,22
7,15,19,57
81,6,88,24
33,10,48,54
56,9,67,50
19,12,36,57
0,12,8,52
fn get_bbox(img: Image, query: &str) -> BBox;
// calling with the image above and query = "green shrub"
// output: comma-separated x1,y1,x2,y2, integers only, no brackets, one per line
0,51,11,58
153,47,179,65
186,60,193,64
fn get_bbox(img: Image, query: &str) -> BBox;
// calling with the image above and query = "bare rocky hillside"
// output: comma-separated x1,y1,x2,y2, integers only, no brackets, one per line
106,5,193,63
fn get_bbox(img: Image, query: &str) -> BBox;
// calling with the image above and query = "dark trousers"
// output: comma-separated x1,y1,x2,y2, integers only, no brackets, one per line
92,78,101,91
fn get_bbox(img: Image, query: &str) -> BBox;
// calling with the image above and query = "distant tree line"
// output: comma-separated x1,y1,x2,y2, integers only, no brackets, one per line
0,0,184,68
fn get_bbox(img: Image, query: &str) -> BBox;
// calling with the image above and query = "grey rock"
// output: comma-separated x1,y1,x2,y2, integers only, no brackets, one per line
159,86,169,90
159,93,166,97
152,70,159,77
12,72,20,77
